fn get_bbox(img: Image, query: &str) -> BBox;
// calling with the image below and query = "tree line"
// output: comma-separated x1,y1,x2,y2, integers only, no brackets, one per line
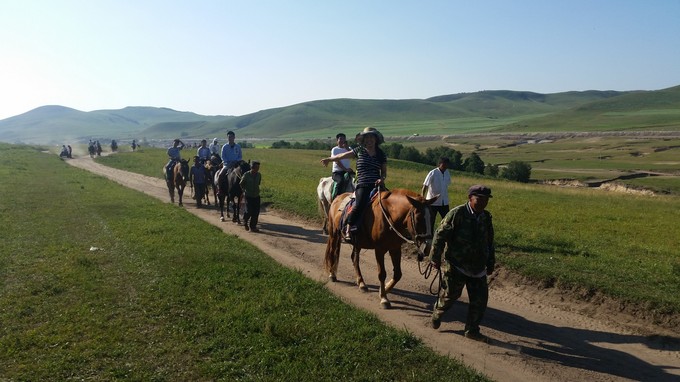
270,140,531,182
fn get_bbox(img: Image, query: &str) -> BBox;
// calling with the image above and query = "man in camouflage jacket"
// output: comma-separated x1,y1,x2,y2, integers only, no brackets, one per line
429,184,495,342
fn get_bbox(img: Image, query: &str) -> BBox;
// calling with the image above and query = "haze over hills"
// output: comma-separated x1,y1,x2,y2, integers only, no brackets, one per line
1,87,679,145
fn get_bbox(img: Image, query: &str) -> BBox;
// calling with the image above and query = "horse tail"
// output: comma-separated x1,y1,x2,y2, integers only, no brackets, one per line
324,203,342,276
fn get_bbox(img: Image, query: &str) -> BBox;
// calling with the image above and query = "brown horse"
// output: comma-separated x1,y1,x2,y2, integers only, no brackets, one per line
165,159,190,206
324,188,438,308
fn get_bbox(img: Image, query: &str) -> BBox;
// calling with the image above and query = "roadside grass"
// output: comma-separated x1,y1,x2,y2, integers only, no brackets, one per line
0,143,488,381
99,147,680,318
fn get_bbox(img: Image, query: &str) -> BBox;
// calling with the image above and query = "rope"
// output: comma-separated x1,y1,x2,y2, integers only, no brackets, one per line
375,188,442,295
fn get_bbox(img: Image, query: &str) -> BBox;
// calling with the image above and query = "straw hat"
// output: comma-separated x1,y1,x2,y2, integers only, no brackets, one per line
358,127,384,144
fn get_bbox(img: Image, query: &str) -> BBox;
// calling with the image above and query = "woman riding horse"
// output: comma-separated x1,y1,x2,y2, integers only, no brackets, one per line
321,127,387,240
324,188,437,308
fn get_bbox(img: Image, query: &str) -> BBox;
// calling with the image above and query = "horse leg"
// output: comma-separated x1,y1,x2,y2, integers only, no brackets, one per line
351,246,367,292
373,248,390,308
167,181,175,203
218,194,225,221
384,248,403,295
177,185,184,206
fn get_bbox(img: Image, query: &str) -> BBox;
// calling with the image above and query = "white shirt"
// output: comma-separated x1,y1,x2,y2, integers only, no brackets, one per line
422,167,451,206
331,146,351,173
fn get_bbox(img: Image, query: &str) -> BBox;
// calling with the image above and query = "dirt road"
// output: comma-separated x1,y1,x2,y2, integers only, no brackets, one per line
68,156,679,382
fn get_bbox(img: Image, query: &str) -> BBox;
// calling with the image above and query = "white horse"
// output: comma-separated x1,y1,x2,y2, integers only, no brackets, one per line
317,172,355,234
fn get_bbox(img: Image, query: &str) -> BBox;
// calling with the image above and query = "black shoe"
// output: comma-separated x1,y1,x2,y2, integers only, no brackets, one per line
244,225,249,231
464,331,489,343
250,227,260,233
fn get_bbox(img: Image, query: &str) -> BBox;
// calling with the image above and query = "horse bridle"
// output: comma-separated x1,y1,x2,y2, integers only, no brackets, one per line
377,190,442,295
376,190,430,259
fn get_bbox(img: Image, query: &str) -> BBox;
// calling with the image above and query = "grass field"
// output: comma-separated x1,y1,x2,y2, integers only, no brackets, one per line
0,143,488,380
99,147,680,320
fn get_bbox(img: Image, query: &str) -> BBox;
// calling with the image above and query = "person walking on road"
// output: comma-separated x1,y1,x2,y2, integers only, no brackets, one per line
429,185,495,343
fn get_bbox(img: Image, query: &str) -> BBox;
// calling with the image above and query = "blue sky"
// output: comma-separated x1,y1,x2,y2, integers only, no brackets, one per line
1,0,679,120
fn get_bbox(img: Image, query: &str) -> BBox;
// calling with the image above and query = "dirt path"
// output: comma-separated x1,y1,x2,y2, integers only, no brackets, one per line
67,156,679,382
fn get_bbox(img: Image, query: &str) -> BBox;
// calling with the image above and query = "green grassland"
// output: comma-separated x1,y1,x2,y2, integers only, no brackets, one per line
97,147,680,321
0,143,487,380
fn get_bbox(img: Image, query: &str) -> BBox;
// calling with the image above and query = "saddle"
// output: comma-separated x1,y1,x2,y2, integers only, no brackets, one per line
337,188,381,242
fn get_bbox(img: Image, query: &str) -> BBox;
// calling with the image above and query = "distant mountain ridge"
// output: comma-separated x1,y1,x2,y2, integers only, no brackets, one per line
1,87,679,145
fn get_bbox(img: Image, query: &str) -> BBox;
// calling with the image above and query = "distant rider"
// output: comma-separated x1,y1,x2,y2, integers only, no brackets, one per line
165,139,185,179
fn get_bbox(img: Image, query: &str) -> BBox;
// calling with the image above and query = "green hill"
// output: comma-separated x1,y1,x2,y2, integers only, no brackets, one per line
2,87,679,144
498,85,680,132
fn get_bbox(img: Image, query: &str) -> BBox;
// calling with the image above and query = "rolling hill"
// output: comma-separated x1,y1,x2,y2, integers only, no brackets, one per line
2,87,679,145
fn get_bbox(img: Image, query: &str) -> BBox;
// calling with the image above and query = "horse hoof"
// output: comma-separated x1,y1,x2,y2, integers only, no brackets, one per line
178,202,183,206
381,300,392,309
329,274,337,282
220,216,225,222
359,284,368,292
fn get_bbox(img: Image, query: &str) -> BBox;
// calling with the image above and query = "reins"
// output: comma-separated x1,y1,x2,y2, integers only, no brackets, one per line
376,189,442,295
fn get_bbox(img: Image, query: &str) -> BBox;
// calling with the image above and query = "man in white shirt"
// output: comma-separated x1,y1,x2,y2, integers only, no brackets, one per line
422,157,451,229
330,133,352,200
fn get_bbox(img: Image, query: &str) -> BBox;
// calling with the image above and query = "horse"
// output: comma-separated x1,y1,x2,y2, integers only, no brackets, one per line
165,159,190,206
215,160,251,222
324,188,438,308
203,154,222,206
317,172,355,234
88,144,96,158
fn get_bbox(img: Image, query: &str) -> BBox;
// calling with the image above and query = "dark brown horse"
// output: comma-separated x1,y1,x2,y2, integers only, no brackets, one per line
165,159,190,206
215,160,250,222
324,188,437,308
204,154,222,206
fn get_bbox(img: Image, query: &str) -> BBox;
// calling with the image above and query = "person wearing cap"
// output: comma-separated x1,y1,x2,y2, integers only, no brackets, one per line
321,127,387,240
330,133,353,201
429,184,495,342
422,157,452,229
209,138,220,156
221,131,242,171
240,160,262,232
165,138,185,180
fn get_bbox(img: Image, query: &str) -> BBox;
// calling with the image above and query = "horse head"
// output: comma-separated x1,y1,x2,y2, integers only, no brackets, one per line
404,193,439,259
178,159,190,182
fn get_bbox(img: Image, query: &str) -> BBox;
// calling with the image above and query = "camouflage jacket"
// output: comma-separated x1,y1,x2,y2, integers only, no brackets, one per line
428,202,495,276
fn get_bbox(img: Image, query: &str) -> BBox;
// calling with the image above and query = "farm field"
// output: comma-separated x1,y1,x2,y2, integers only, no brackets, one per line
0,143,487,381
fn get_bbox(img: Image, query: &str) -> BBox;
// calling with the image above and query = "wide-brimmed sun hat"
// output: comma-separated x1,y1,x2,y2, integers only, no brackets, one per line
358,127,384,144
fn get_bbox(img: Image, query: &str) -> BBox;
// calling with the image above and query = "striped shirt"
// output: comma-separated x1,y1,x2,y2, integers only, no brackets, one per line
352,146,386,186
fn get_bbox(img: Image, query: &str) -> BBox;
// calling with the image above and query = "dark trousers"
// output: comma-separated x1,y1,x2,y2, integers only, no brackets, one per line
243,196,261,229
432,267,489,333
346,184,372,227
430,205,450,230
194,183,205,205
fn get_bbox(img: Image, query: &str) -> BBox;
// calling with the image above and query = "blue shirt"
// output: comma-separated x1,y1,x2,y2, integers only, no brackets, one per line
197,146,211,160
221,143,242,167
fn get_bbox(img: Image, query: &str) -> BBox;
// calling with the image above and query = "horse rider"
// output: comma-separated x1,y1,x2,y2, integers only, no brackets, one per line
209,138,220,156
429,185,495,343
197,139,211,164
131,139,138,151
330,133,353,201
165,138,185,179
59,145,69,158
220,131,242,172
321,127,387,240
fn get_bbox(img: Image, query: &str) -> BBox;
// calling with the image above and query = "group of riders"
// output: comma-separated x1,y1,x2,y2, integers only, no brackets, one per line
60,139,139,159
162,127,494,342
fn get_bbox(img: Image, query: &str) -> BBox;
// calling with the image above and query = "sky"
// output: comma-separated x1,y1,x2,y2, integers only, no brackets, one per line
1,0,680,120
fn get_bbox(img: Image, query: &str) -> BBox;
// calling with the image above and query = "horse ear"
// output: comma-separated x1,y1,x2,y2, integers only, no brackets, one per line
406,194,424,208
426,194,440,205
